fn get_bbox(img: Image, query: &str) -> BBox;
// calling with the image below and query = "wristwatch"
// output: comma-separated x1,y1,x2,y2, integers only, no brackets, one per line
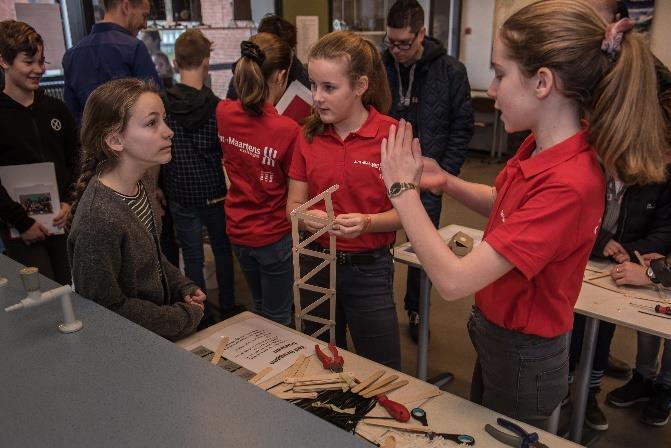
387,182,417,198
646,266,661,284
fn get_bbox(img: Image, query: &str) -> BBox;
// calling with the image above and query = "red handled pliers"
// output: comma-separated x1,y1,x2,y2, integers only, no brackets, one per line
315,343,344,373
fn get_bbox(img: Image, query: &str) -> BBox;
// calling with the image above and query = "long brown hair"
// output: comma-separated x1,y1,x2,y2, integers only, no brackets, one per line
234,32,292,116
303,31,392,142
501,0,666,185
67,79,156,229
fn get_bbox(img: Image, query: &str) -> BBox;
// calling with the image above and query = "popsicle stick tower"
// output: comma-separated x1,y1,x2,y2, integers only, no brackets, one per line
290,184,339,344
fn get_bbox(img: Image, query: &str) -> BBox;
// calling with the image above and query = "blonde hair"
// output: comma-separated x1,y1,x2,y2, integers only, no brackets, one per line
501,0,666,185
234,32,292,117
67,79,156,229
303,31,391,142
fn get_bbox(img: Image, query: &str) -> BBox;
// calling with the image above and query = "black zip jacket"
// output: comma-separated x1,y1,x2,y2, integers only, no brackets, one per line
383,37,474,176
592,168,671,261
0,89,78,233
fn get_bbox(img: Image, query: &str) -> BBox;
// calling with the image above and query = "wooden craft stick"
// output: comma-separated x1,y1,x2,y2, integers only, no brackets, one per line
381,435,396,448
290,379,348,387
210,336,229,365
293,384,345,392
360,419,432,433
285,373,344,384
272,391,318,400
360,375,398,396
586,272,612,281
248,367,273,385
362,380,409,398
295,356,311,377
351,370,385,394
259,354,305,391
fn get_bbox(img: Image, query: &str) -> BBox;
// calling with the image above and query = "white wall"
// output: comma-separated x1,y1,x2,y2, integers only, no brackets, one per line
650,0,671,68
459,0,495,91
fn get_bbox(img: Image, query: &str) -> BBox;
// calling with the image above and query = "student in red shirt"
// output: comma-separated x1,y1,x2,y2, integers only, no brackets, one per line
216,33,298,325
380,0,668,427
287,31,402,369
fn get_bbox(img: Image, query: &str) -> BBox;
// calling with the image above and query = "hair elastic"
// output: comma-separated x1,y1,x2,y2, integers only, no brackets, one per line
600,18,634,61
240,41,265,65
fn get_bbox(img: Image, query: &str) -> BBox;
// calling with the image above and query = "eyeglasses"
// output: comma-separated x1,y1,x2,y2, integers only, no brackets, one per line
383,30,420,51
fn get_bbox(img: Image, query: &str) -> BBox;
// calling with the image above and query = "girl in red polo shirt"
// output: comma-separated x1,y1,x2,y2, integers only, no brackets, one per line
380,0,667,427
287,31,402,369
216,33,298,325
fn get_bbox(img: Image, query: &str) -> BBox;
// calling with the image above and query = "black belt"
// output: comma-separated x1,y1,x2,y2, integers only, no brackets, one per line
306,243,391,265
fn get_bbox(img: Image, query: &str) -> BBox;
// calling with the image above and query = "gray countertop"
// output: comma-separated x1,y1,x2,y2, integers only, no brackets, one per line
0,255,369,448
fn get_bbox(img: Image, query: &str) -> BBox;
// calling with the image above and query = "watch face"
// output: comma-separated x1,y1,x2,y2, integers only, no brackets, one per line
389,183,402,196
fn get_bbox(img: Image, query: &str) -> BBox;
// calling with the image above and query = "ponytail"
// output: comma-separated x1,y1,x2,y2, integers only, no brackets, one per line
234,33,292,117
303,31,390,142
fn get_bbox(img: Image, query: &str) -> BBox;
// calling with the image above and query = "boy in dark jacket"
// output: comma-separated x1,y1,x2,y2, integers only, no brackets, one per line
161,29,238,325
382,0,474,339
0,20,77,284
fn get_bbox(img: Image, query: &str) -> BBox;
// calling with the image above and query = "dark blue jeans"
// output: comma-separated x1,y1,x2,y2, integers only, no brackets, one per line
170,201,236,314
232,234,293,325
404,191,442,313
468,306,568,429
300,250,401,370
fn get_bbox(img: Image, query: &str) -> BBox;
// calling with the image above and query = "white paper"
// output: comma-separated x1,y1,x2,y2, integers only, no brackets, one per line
275,80,313,115
0,163,63,238
295,16,319,64
185,316,310,374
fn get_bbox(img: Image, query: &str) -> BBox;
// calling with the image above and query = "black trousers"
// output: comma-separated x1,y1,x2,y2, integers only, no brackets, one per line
4,233,70,285
299,250,401,370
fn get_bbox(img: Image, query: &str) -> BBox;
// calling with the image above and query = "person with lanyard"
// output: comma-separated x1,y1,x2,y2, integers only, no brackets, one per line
67,79,204,340
381,0,474,341
287,31,402,370
379,0,668,428
0,20,78,286
217,34,298,326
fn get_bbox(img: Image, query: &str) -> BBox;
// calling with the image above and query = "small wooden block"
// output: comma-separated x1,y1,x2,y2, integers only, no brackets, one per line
210,336,229,365
351,370,385,394
362,380,409,398
448,231,474,257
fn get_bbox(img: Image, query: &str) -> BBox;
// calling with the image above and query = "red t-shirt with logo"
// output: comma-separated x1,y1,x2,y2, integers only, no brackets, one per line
289,107,396,252
476,130,605,338
216,100,299,247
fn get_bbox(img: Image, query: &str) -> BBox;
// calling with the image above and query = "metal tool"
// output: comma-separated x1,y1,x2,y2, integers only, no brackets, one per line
315,343,344,373
411,407,475,445
630,302,671,319
485,417,548,448
377,395,410,422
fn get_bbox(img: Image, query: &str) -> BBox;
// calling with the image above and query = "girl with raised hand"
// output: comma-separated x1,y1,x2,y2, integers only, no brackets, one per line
287,31,402,369
217,33,298,325
68,79,204,340
381,0,667,427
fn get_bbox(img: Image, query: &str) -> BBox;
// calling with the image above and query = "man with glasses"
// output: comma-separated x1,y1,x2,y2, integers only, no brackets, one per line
382,0,474,342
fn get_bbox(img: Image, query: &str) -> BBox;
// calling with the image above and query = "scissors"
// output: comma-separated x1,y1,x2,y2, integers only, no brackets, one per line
411,407,476,445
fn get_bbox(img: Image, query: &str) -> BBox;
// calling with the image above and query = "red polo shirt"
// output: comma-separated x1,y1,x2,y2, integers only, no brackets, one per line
217,100,298,247
289,107,396,252
476,130,605,338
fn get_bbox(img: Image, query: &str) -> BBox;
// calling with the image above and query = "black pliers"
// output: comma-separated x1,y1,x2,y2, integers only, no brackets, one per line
485,418,548,448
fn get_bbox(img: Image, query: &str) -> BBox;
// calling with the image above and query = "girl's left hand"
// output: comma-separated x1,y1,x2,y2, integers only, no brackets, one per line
611,262,649,286
52,202,71,228
380,119,423,190
331,213,367,238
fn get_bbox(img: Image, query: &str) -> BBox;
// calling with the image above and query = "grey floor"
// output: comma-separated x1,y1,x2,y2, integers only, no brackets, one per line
215,156,670,447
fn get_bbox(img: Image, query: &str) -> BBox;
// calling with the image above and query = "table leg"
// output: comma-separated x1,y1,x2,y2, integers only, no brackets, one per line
416,269,454,387
568,316,599,443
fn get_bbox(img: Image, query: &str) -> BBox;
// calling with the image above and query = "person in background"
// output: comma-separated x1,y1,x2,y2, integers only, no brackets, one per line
287,31,403,369
0,20,77,285
62,0,160,124
226,14,309,100
68,79,204,340
382,0,474,341
380,0,667,428
161,29,238,325
142,29,175,88
217,34,298,325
